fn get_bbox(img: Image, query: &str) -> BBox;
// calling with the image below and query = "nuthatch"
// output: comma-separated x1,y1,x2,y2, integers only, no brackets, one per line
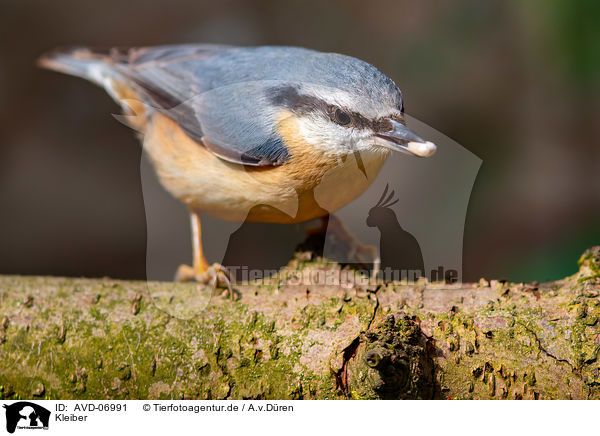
39,44,436,285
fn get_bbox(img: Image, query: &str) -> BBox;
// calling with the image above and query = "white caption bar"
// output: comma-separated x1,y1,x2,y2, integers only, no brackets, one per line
0,400,593,436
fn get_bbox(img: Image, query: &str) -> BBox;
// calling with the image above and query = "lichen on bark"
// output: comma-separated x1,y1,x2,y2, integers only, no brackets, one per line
0,247,599,400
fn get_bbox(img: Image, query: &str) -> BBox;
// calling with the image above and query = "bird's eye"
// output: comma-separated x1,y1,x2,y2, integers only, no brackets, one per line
334,108,351,126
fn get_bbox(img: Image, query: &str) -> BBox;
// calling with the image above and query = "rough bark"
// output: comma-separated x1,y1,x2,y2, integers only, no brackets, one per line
1,247,599,400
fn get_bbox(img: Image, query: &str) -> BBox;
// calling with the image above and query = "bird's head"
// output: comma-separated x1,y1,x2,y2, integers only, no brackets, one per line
366,184,400,227
266,53,436,160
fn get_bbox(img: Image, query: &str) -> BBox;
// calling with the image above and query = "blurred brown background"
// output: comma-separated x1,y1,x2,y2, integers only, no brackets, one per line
1,0,598,282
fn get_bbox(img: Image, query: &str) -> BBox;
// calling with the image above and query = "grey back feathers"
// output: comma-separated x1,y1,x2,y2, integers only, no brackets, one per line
39,45,403,166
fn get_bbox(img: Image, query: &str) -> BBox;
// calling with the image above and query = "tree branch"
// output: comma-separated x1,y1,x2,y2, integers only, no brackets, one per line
1,247,599,400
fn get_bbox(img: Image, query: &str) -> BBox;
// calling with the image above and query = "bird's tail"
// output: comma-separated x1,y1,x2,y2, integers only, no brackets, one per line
37,46,118,85
38,47,149,129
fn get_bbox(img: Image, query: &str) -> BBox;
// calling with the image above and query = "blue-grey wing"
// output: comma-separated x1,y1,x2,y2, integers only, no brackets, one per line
112,45,295,166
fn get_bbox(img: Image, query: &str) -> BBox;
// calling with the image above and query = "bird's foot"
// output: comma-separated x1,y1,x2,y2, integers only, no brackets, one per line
327,215,378,269
175,263,235,299
349,242,378,270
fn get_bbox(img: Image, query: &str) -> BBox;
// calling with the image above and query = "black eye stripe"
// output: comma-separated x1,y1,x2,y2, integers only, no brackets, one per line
268,85,329,114
327,105,403,132
267,85,404,132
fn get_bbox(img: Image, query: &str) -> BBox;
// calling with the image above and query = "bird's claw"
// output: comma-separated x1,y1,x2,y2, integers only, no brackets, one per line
175,263,235,299
325,215,378,271
350,241,377,266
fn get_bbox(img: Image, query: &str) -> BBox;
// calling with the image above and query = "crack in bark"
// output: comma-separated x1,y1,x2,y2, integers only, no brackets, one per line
333,337,360,397
225,380,233,399
366,285,382,330
520,322,574,370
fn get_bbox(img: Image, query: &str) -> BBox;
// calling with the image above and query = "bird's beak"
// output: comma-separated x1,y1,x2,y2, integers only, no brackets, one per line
375,119,436,157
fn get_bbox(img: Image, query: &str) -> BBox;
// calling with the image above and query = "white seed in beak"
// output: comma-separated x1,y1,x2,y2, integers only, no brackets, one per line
407,141,436,157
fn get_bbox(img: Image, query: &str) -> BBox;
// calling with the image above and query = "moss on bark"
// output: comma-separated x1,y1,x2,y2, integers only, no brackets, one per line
1,247,599,400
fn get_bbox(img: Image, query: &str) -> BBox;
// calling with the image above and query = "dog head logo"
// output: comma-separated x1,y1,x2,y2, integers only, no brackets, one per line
2,402,50,434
